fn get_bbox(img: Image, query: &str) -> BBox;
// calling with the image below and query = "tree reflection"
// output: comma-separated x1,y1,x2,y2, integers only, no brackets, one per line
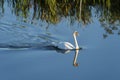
0,0,4,16
0,0,120,37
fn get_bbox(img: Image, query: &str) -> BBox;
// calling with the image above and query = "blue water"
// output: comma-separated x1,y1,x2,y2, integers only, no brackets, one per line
0,1,120,80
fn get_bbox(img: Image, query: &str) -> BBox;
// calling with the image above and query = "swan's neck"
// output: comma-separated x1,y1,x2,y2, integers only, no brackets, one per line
73,34,79,49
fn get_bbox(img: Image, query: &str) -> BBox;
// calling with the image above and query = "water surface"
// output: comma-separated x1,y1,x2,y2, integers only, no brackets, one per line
0,0,120,80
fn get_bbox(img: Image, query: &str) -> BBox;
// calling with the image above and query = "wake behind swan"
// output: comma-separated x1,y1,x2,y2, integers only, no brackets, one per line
0,31,82,53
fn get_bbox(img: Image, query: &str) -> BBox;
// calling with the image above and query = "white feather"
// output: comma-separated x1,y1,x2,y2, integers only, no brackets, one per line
57,42,75,50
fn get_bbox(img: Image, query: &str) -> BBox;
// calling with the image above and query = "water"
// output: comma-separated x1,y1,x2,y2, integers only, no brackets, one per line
0,0,120,80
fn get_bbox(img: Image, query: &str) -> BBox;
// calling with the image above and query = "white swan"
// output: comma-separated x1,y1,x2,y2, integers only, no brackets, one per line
54,31,79,50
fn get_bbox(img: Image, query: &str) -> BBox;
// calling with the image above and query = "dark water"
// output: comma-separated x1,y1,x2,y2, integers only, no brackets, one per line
0,0,120,80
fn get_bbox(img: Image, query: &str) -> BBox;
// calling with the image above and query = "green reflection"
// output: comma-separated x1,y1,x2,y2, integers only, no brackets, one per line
0,0,120,37
0,0,4,15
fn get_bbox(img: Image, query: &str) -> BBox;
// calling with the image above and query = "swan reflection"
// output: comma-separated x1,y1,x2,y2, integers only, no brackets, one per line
56,48,81,67
73,49,79,67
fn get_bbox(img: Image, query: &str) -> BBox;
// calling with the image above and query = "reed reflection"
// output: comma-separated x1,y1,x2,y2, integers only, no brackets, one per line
0,0,120,38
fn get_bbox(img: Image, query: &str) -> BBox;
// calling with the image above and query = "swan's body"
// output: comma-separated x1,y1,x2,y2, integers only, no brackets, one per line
57,42,75,50
55,31,79,50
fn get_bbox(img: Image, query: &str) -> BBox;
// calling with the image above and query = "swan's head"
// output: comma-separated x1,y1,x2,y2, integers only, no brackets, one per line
73,31,79,36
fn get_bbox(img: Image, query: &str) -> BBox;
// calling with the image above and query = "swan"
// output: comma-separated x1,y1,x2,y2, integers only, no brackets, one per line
53,31,80,50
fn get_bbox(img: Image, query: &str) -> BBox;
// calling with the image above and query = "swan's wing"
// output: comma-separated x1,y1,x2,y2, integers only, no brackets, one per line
55,42,75,50
64,42,75,49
